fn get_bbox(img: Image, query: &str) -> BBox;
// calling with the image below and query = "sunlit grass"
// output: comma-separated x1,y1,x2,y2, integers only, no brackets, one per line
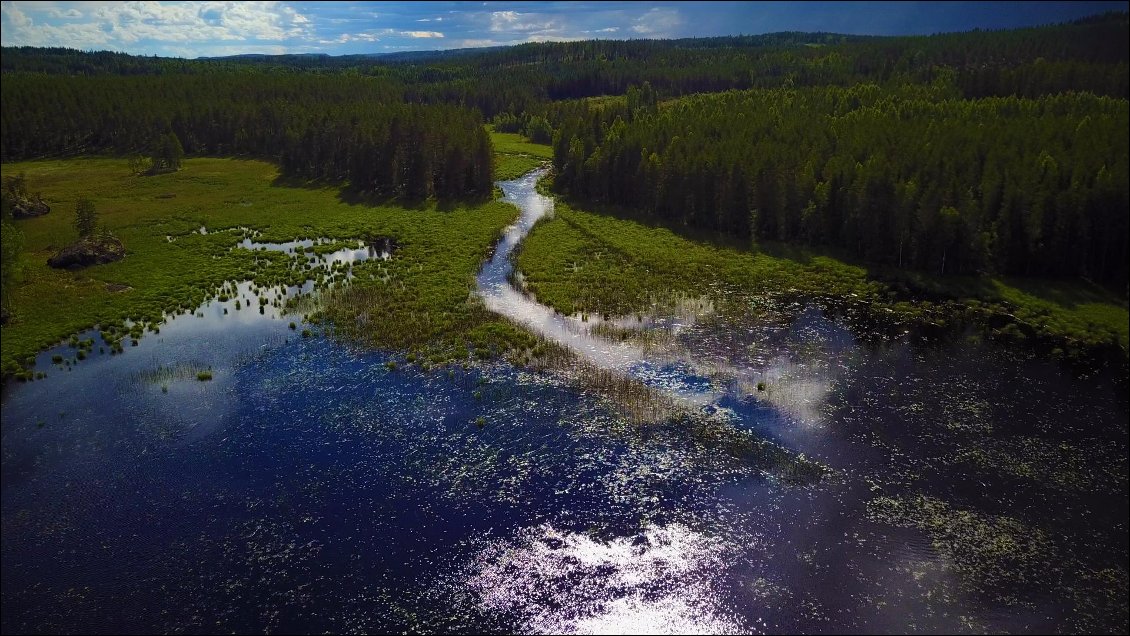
494,154,544,181
489,126,551,181
0,156,536,374
516,196,1128,356
487,127,553,159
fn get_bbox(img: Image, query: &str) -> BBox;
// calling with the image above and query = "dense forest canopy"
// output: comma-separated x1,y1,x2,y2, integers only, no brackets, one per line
1,11,1126,285
0,74,493,199
549,84,1129,285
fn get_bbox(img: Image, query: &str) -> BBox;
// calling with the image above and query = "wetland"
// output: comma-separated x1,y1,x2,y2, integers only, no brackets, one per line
2,164,1126,633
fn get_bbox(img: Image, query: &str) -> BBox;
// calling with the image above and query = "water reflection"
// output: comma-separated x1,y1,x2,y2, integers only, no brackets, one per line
1,170,1125,634
236,236,394,266
471,523,749,634
480,169,848,421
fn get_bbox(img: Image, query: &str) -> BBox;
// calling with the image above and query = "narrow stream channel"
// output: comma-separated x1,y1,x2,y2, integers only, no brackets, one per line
480,168,748,407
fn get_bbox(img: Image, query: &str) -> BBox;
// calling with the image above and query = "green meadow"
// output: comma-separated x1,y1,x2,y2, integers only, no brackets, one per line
514,195,1129,357
0,156,539,376
3,148,1126,378
488,127,551,181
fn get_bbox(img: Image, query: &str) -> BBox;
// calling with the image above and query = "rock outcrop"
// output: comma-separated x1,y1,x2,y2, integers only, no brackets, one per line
47,235,126,269
10,195,50,219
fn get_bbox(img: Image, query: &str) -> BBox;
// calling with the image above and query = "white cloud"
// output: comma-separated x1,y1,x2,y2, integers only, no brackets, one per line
2,2,32,28
316,28,441,45
1,2,687,56
1,1,314,50
525,34,583,43
319,31,381,45
202,43,288,56
1,2,112,48
458,38,500,48
489,10,560,34
48,7,83,19
631,8,682,36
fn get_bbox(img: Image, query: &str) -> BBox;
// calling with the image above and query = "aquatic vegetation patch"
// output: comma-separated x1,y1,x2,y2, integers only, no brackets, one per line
936,394,994,435
130,360,212,386
954,436,1129,494
1065,567,1130,634
868,493,1129,633
867,495,1057,598
679,412,829,484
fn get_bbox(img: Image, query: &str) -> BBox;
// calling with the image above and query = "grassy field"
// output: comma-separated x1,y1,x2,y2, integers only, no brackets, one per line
488,127,551,181
515,194,1129,357
0,157,543,376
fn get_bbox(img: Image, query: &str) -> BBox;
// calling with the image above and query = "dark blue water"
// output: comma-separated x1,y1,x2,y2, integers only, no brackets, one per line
5,306,1126,634
2,172,1127,634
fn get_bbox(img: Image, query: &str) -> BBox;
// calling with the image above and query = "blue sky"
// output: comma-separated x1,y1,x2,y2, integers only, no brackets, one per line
1,1,1126,58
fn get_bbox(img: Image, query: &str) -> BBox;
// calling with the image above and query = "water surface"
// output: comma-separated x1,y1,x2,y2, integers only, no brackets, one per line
2,170,1127,634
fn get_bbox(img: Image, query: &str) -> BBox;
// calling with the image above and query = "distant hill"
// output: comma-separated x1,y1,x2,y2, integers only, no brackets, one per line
2,12,1125,103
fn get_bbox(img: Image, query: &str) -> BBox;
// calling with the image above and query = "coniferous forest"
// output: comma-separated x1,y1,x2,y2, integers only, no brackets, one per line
0,75,493,199
3,12,1127,286
548,84,1129,285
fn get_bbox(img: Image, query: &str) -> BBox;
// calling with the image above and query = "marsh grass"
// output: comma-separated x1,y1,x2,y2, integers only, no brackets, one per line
576,363,684,424
518,343,828,480
867,495,1058,598
515,197,1128,360
130,360,211,386
0,157,527,376
494,154,545,182
488,128,553,159
489,128,551,181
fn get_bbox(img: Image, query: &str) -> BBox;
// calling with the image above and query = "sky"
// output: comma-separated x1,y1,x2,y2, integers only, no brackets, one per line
1,1,1126,58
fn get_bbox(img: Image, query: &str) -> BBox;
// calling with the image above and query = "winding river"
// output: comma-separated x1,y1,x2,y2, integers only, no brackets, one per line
1,169,1126,634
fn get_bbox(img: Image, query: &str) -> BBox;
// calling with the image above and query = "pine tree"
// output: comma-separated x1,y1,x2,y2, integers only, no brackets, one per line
73,197,97,239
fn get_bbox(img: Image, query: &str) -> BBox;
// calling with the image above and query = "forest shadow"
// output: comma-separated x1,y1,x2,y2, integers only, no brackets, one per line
553,190,756,254
866,263,1128,310
552,189,1118,311
995,276,1128,309
270,173,472,212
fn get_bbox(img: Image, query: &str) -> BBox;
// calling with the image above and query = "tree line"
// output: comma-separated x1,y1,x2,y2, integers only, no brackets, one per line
550,83,1129,286
3,12,1125,116
0,73,493,199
